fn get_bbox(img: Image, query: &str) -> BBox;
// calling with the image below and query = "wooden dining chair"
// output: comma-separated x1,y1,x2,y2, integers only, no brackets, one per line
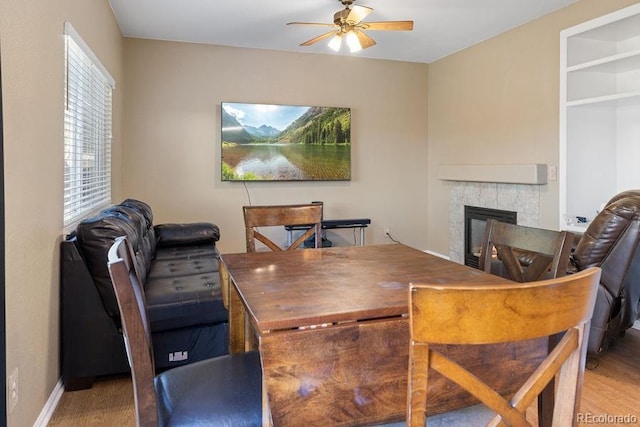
478,219,574,282
407,267,601,427
107,236,262,427
243,203,323,252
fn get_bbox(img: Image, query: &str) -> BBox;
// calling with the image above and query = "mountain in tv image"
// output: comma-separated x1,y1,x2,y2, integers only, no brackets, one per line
244,124,281,138
221,105,350,145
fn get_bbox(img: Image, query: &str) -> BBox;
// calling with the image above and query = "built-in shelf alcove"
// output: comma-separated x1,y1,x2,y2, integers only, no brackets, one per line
560,3,640,233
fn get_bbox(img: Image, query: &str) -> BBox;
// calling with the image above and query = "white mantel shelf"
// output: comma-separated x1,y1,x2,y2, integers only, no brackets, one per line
438,164,548,185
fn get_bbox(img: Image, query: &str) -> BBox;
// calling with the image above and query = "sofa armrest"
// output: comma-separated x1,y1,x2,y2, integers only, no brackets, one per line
155,222,220,247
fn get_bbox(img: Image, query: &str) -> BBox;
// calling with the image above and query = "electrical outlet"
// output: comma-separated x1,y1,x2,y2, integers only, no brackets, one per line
8,368,18,413
384,227,391,237
548,165,557,181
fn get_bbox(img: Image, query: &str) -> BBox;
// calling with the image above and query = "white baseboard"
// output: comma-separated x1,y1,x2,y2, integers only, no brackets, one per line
425,249,450,260
34,378,64,427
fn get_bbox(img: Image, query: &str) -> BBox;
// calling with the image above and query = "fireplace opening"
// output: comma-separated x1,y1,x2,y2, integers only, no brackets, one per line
464,206,517,268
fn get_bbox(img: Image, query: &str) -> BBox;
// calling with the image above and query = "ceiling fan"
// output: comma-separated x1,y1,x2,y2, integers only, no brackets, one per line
287,0,414,53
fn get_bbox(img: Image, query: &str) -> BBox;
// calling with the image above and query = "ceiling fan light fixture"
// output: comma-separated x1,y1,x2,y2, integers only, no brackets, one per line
345,31,362,52
289,0,413,53
328,34,343,51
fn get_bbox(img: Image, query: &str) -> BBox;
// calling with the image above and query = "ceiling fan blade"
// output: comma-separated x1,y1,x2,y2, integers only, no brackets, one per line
300,30,339,46
361,21,414,31
354,30,376,50
287,22,338,28
346,5,373,25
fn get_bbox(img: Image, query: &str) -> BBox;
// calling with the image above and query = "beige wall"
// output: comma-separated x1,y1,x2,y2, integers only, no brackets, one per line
426,0,640,256
0,0,123,425
123,40,429,253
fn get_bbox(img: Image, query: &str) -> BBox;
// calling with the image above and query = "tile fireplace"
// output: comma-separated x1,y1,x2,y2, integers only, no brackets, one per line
449,182,541,263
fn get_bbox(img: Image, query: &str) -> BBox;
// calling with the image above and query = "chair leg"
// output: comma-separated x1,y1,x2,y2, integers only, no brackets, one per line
407,343,430,427
552,341,583,425
538,333,560,427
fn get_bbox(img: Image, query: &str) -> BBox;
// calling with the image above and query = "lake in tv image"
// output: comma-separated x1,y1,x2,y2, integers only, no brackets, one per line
221,102,351,181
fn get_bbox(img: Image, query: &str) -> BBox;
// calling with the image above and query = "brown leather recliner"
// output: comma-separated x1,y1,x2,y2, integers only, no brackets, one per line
571,190,640,354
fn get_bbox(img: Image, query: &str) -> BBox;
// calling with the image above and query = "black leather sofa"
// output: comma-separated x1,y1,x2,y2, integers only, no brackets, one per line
61,199,228,390
570,190,640,354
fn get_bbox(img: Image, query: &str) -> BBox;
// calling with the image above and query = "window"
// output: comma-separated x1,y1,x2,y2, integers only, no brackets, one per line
63,22,115,226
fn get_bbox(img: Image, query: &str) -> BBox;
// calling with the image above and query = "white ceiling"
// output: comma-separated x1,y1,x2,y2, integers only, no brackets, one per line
108,0,577,64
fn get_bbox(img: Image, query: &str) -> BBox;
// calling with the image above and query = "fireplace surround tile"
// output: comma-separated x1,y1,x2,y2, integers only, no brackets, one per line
496,184,518,210
449,181,541,262
479,183,498,207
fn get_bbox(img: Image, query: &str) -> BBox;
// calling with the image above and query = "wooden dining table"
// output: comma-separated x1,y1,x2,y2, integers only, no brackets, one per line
219,243,547,426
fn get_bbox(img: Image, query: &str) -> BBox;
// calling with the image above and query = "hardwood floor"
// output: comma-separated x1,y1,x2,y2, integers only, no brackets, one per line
48,328,640,426
579,327,640,425
48,375,134,426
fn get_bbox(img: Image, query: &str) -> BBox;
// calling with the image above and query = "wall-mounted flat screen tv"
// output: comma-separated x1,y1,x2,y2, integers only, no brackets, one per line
221,102,351,181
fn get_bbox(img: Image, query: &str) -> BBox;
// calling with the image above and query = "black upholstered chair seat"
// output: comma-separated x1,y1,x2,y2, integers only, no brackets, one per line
155,351,262,427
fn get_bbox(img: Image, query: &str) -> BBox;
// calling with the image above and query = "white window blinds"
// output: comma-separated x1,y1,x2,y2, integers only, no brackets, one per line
63,22,115,226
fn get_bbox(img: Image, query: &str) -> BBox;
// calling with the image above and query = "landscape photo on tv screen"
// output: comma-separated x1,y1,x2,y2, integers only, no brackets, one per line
221,102,351,181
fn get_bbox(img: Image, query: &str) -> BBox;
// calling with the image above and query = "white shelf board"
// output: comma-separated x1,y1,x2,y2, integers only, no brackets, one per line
438,164,547,185
566,90,640,108
567,49,640,73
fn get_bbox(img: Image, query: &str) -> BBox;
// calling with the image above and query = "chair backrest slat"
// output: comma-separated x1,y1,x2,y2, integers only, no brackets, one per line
410,268,600,344
478,219,574,282
244,204,323,252
108,236,159,426
407,267,601,427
